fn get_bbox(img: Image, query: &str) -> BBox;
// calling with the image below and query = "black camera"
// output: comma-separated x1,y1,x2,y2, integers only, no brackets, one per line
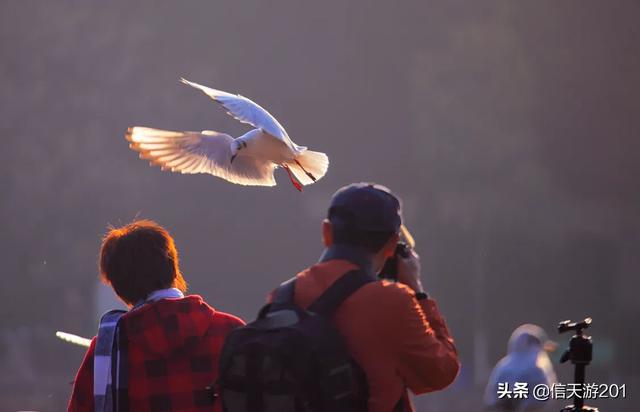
379,241,412,281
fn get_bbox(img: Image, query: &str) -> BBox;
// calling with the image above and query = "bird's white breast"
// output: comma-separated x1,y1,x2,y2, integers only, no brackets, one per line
241,129,296,163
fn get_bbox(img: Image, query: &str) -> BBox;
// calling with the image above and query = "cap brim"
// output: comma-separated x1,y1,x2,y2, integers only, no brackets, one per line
400,224,415,248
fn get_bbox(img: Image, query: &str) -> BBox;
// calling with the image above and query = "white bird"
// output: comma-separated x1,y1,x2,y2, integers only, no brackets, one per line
484,324,558,411
125,78,329,191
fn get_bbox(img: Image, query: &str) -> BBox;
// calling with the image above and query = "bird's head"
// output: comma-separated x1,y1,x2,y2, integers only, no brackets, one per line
230,140,248,163
508,324,557,354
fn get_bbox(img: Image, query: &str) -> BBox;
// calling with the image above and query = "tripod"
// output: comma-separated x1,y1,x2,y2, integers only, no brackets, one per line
558,317,599,412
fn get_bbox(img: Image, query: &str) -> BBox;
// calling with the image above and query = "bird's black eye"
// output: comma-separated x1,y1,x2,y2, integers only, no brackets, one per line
243,142,248,148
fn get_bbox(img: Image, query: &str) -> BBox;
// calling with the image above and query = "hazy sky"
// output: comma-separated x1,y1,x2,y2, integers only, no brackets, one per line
1,1,638,410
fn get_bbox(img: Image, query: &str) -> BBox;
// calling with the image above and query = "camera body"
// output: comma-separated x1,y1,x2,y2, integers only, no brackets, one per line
379,241,411,281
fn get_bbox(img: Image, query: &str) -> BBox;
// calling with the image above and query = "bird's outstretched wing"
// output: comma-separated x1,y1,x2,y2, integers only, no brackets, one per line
126,127,277,186
180,78,304,152
56,331,91,348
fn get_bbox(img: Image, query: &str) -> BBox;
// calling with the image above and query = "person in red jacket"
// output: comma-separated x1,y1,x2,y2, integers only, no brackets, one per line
275,183,460,412
68,220,244,412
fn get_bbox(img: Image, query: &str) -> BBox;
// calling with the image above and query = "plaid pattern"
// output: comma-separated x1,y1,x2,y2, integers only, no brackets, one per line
93,309,127,412
68,295,244,412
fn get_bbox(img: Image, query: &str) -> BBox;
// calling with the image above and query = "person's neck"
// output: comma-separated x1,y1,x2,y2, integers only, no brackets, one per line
319,243,377,277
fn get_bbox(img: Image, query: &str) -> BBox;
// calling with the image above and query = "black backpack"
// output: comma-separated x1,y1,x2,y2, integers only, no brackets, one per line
216,269,372,412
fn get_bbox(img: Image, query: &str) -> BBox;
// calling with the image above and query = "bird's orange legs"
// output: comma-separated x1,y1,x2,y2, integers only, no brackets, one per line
282,164,303,191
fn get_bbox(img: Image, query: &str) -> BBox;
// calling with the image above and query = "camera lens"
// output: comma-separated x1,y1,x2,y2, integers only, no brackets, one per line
397,242,411,258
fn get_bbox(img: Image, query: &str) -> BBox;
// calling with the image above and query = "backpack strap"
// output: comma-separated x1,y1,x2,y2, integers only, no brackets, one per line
262,276,297,314
94,309,127,412
308,269,373,316
273,276,296,304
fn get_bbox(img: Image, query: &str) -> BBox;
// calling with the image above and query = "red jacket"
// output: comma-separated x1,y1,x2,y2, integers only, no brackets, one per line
68,295,244,412
289,260,459,412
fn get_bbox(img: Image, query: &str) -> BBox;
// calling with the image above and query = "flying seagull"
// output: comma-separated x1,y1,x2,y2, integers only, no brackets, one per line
125,79,329,191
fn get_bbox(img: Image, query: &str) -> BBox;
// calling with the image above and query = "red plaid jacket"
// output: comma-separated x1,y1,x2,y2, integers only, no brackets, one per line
68,295,244,412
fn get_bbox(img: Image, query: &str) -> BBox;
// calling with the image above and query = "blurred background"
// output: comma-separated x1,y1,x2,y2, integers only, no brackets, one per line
1,1,639,410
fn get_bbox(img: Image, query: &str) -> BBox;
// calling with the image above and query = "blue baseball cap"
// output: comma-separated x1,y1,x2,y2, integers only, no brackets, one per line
328,182,402,233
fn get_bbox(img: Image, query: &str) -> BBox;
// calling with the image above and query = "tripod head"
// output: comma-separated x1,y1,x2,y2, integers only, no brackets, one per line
557,317,598,412
558,318,592,365
558,317,592,335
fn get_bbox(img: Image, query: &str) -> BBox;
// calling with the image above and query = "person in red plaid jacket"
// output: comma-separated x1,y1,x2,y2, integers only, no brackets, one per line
68,220,245,412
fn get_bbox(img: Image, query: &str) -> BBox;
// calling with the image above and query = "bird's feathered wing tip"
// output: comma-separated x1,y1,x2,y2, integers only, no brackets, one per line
56,331,91,347
125,126,277,187
287,150,329,186
179,77,233,101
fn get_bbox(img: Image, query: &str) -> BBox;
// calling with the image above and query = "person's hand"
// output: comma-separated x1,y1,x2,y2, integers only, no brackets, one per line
396,248,425,293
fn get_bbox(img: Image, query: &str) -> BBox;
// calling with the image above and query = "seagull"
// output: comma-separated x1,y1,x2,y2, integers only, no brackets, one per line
484,324,557,411
125,78,329,191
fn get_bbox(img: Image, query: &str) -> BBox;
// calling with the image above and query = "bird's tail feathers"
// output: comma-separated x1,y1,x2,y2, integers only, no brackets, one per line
288,150,329,185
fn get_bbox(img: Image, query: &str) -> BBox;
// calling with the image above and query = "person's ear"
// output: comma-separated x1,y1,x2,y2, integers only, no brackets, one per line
381,233,400,258
322,219,333,247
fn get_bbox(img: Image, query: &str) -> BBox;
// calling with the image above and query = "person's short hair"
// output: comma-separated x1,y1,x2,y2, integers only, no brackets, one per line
99,219,187,305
